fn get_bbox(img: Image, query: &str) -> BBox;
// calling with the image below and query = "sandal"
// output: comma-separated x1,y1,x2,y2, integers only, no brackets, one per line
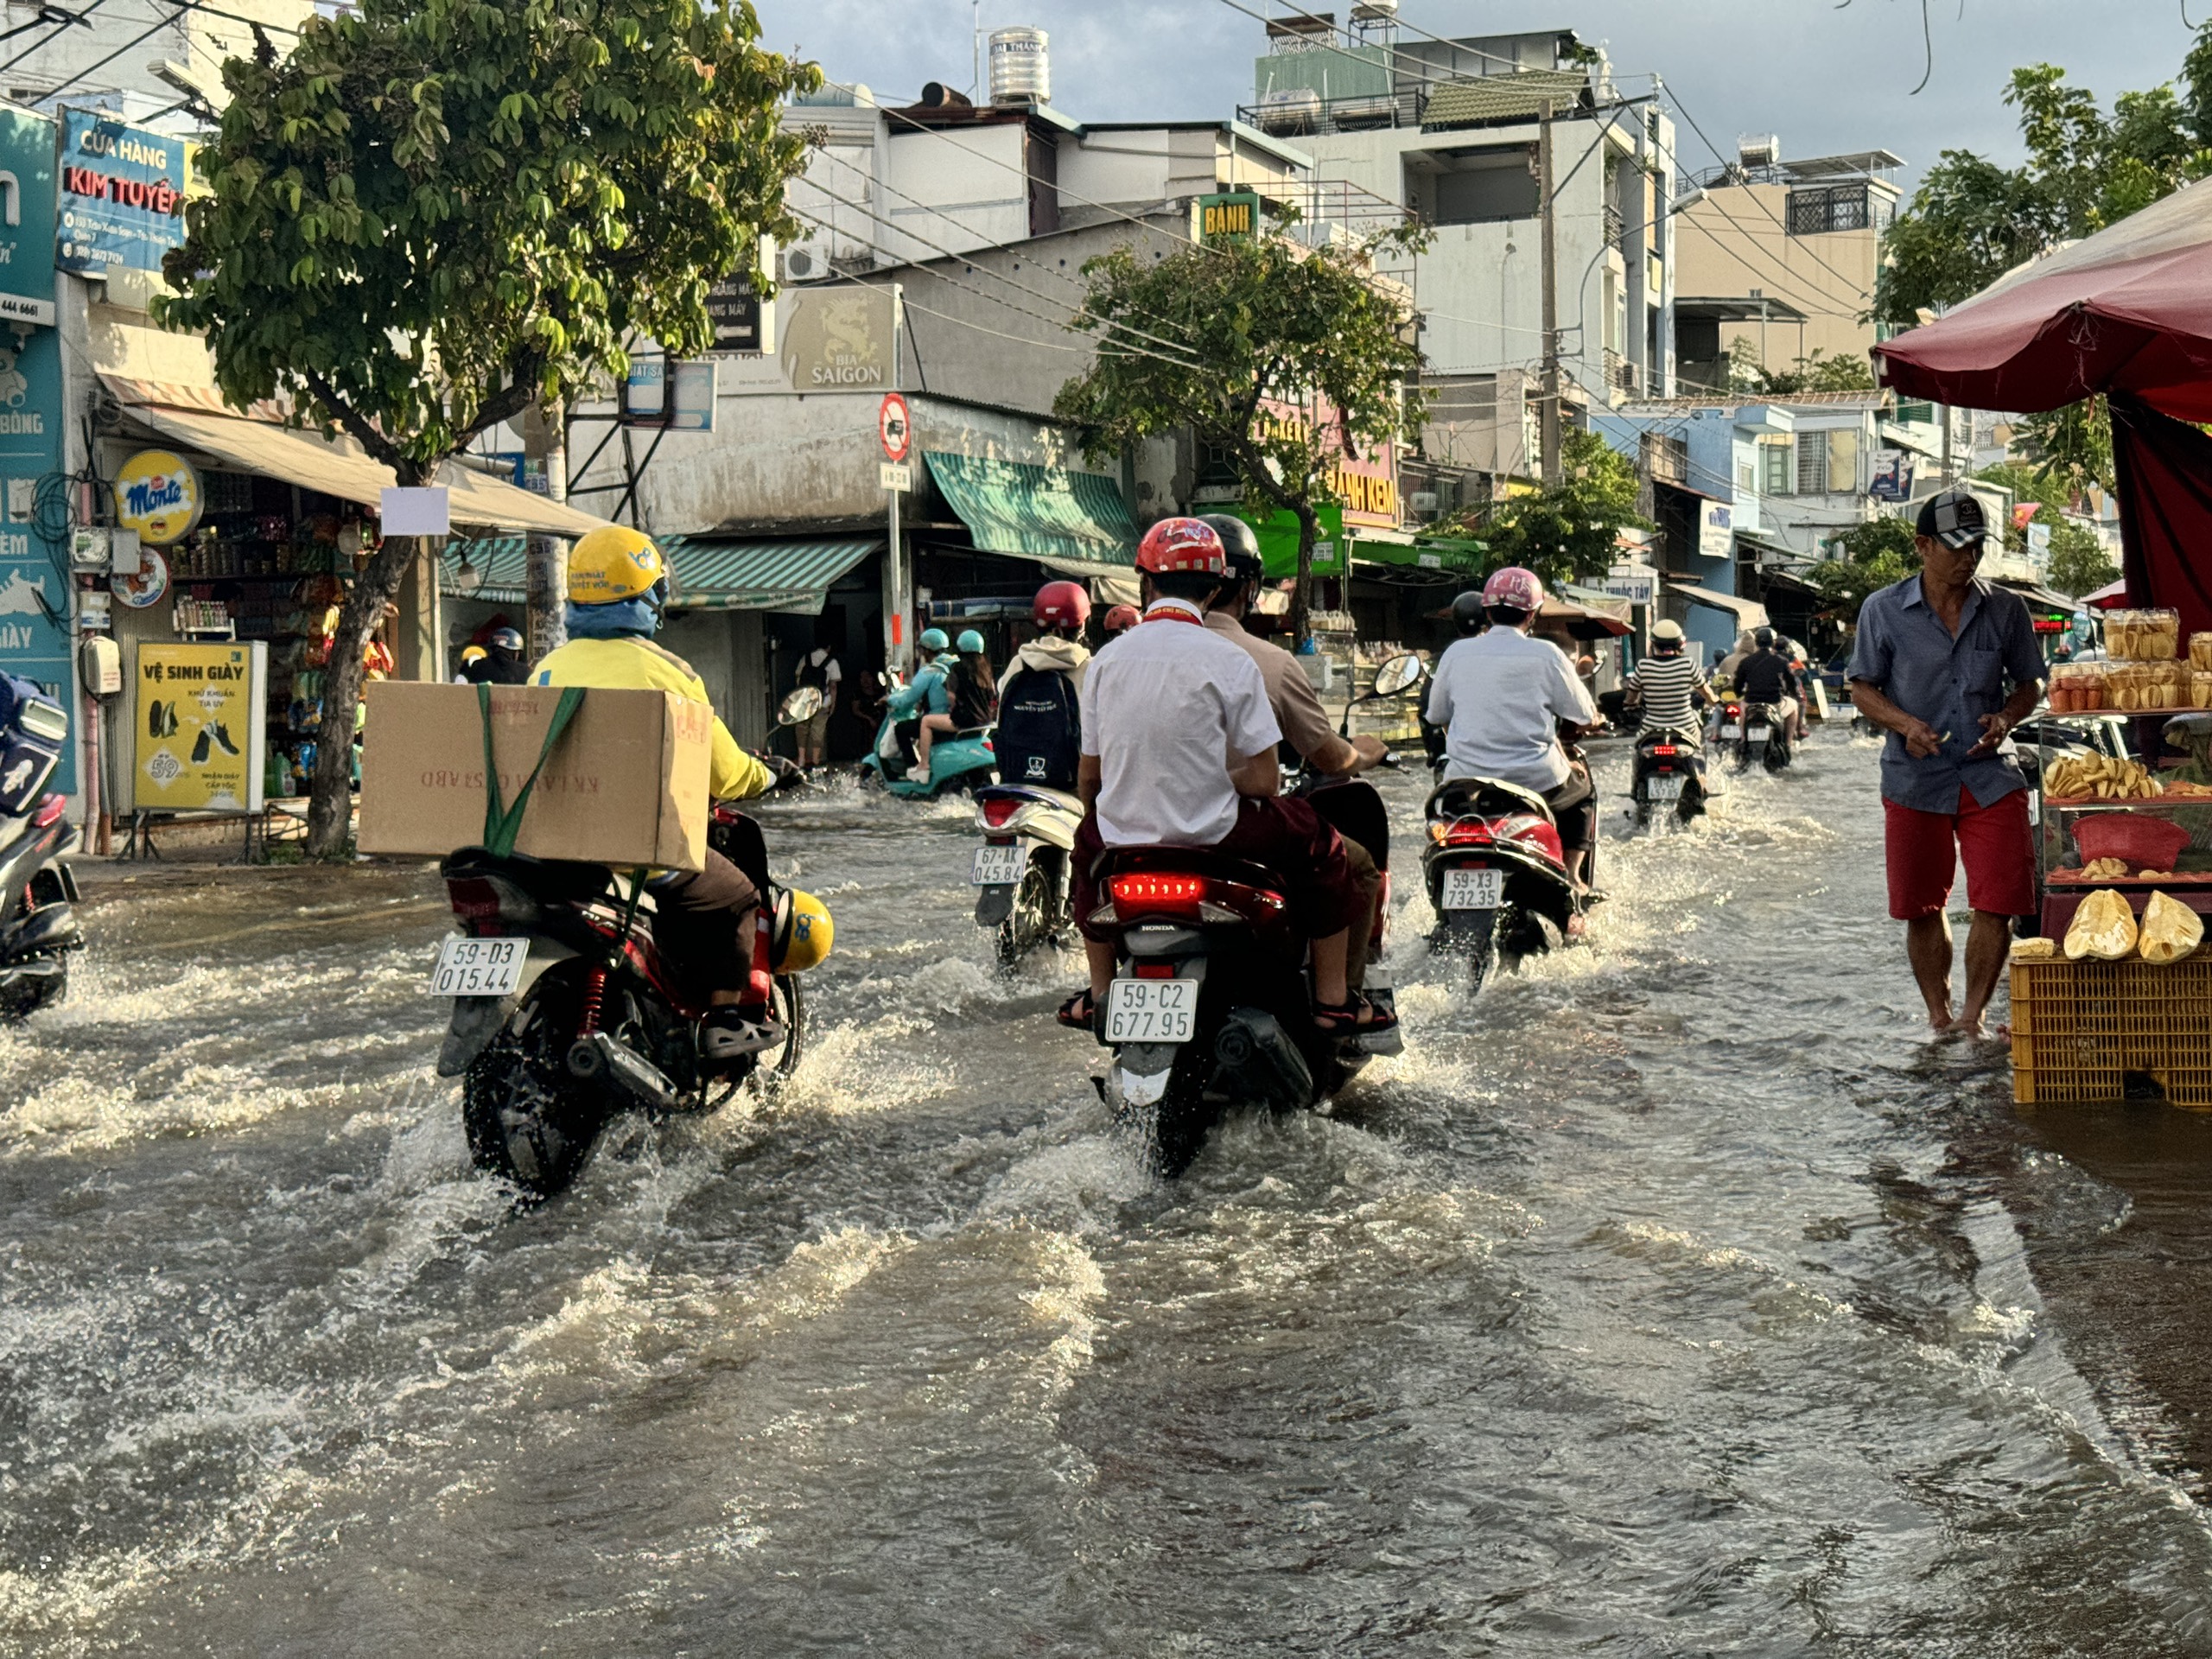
1057,988,1099,1031
1312,992,1397,1037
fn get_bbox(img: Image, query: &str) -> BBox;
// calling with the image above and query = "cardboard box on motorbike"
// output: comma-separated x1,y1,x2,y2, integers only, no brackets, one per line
358,683,712,871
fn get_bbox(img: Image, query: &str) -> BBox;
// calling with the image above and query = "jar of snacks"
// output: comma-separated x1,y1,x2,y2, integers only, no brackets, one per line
2190,632,2212,671
2149,662,2184,709
2048,664,2078,713
2113,607,2183,660
2192,670,2212,709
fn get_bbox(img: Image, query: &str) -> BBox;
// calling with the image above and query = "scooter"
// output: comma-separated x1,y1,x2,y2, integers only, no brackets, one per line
859,671,998,799
0,677,79,1020
1422,759,1592,995
971,782,1083,964
1091,654,1427,1173
434,805,825,1201
1630,726,1709,829
1717,698,1792,772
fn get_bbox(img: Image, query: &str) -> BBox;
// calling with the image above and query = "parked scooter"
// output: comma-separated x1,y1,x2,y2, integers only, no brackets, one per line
434,806,829,1201
1092,653,1427,1173
750,687,824,793
0,676,79,1020
1630,727,1709,829
971,782,1082,964
1422,746,1593,993
859,671,997,798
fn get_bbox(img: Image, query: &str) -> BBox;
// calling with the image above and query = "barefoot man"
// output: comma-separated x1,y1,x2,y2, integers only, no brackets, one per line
1847,490,2046,1036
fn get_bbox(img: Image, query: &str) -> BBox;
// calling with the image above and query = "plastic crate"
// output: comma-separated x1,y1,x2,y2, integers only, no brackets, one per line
2011,953,2212,1106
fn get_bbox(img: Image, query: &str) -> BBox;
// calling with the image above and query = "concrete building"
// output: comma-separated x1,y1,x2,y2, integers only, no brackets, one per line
1671,141,1902,391
0,0,314,132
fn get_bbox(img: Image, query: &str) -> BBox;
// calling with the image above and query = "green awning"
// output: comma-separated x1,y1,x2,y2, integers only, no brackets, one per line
663,537,880,611
1422,70,1589,131
1224,504,1348,581
439,537,528,603
1356,535,1488,575
924,452,1136,568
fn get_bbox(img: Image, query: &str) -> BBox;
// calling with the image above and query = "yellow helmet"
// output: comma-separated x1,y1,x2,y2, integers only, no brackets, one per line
568,525,667,606
460,645,487,664
773,889,834,974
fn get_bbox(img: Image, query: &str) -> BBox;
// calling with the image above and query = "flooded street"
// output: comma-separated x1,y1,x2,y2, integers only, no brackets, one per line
6,733,2212,1655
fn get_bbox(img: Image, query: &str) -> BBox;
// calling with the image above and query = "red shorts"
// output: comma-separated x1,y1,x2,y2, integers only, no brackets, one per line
1883,786,2035,920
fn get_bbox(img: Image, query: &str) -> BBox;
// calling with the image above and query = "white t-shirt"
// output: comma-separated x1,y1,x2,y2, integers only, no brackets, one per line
1081,600,1281,847
1425,626,1597,791
804,648,842,685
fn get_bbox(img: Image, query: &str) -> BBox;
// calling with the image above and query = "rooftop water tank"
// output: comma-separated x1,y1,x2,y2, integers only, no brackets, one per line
989,27,1050,107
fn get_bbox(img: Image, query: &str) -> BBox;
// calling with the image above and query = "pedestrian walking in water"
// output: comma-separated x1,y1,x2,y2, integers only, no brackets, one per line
1847,490,2047,1037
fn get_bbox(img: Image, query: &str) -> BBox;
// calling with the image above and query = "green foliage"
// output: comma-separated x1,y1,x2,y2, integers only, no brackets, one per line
2010,397,2115,498
1053,230,1426,642
1448,431,1645,591
1729,345,1876,397
1812,515,1920,621
1971,461,2119,594
2046,524,2119,597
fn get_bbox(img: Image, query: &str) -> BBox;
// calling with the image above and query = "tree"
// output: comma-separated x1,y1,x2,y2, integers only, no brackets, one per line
1811,515,1920,623
1971,461,2120,595
157,0,814,855
1728,342,1876,397
1054,228,1425,645
1443,430,1645,592
1875,39,2212,496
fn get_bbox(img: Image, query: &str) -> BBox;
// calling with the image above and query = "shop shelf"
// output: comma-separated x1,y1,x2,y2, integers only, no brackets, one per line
2012,952,2212,1106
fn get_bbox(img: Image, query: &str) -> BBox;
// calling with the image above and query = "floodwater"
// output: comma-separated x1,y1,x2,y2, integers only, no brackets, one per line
5,737,2212,1655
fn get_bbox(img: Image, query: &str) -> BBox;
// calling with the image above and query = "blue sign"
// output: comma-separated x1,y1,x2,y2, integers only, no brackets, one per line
0,107,70,792
57,109,188,275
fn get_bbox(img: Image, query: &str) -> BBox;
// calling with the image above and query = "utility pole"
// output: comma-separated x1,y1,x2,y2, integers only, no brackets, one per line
521,399,569,660
1538,98,1562,488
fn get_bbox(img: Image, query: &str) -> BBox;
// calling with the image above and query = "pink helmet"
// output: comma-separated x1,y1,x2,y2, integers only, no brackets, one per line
1481,565,1545,613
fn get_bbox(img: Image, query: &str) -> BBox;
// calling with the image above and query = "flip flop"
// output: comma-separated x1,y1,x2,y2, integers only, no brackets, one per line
1057,988,1098,1032
1312,992,1397,1037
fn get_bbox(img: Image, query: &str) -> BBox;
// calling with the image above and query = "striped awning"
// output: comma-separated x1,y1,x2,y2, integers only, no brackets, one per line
441,536,882,610
924,451,1137,568
439,537,528,603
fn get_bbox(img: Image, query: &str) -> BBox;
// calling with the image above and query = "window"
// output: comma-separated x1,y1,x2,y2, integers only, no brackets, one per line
1761,440,1792,496
1796,435,1827,495
1827,429,1859,493
1786,183,1874,236
1411,143,1541,226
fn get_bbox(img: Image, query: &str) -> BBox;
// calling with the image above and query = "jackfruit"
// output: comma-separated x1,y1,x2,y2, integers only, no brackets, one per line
2139,891,2204,964
2065,889,2139,961
2011,937,2057,960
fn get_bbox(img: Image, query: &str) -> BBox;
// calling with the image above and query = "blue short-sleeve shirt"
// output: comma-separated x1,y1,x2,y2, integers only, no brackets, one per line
1848,574,2047,813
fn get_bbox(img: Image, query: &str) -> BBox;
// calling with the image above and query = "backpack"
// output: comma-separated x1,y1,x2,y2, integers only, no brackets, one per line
798,651,833,693
949,664,998,730
992,665,1079,789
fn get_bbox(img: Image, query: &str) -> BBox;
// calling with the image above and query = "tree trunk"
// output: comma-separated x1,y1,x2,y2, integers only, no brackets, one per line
1290,500,1320,651
303,461,438,859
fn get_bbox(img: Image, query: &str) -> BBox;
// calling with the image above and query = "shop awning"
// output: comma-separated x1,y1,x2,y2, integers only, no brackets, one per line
924,451,1137,569
1665,580,1770,630
1355,535,1488,575
1995,576,2084,617
110,387,613,538
439,536,528,602
439,536,880,611
2084,577,2128,610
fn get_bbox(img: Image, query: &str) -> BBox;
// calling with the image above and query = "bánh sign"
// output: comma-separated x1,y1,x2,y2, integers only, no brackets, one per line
113,448,202,544
1198,191,1261,245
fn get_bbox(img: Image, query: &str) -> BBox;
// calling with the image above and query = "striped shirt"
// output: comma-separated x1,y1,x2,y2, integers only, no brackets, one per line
1626,651,1707,734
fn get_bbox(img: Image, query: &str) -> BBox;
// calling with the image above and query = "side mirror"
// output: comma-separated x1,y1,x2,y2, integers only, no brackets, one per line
778,686,825,727
1372,653,1427,698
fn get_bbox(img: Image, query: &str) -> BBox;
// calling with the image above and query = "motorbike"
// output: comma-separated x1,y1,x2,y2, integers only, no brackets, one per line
433,805,823,1201
1091,653,1427,1174
972,782,1082,965
1422,729,1596,995
1630,726,1709,830
0,678,79,1021
1717,698,1791,772
859,671,998,799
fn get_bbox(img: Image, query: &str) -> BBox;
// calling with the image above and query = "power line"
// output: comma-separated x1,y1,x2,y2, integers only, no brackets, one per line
0,0,111,78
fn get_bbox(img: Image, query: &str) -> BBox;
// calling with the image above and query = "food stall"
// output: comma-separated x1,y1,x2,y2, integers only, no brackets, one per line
1874,176,2212,1107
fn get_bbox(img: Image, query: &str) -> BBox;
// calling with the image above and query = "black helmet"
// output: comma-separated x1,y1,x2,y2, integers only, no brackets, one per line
1451,590,1487,635
1198,513,1265,587
1754,626,1776,649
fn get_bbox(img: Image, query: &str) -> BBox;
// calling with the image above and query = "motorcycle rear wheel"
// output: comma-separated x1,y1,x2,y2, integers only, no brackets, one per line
0,956,66,1022
995,854,1059,966
462,966,606,1201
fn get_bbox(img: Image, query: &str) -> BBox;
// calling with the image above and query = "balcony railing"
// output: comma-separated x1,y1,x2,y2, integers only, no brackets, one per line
1604,204,1624,252
1239,89,1428,139
1605,350,1640,395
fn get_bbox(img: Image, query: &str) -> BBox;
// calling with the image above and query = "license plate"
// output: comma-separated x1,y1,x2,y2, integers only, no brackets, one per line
1720,724,1741,740
429,935,526,997
1103,977,1198,1045
1747,726,1771,743
1441,867,1503,911
1649,775,1684,802
971,842,1026,887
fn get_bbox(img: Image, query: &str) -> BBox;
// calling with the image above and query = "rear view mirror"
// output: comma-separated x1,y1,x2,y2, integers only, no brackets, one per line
1372,653,1427,697
778,686,824,727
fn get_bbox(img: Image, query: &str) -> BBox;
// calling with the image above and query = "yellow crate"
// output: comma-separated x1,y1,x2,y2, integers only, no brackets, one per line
2011,953,2212,1106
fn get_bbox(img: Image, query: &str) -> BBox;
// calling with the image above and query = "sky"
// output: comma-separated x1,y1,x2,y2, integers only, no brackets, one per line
750,0,2204,195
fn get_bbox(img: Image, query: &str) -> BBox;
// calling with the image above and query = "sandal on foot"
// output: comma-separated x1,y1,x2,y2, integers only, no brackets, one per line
1057,988,1099,1031
1312,992,1396,1037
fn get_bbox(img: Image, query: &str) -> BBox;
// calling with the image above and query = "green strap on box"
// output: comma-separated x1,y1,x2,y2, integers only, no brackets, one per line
478,683,586,857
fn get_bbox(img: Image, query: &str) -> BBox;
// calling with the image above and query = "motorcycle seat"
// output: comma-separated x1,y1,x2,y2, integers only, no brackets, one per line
1091,842,1285,893
1427,777,1554,823
976,782,1082,812
441,845,613,903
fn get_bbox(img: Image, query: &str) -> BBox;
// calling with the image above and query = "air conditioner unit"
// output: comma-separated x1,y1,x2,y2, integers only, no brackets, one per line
779,242,832,283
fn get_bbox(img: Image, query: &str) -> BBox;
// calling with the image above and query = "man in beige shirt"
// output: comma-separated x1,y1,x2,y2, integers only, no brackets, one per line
1199,515,1389,985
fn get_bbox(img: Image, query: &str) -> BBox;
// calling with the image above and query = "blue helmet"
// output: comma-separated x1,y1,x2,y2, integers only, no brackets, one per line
956,629,987,654
918,627,950,652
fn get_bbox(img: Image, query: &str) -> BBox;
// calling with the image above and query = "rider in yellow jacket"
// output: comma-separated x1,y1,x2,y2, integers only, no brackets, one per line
531,526,782,1062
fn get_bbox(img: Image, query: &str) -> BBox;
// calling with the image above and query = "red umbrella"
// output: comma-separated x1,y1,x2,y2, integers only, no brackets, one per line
2083,577,2128,611
1874,179,2212,421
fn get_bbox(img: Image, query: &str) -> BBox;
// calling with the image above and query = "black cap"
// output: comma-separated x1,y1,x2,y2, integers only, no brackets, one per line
1916,489,1989,550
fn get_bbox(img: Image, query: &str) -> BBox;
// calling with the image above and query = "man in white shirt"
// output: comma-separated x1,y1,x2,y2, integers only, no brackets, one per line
1426,566,1602,888
1062,518,1385,1038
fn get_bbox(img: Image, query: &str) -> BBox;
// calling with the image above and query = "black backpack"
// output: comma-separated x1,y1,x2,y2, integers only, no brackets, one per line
798,651,833,693
992,665,1079,788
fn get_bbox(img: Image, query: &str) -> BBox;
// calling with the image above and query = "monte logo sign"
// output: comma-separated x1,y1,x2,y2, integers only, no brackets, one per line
114,449,202,544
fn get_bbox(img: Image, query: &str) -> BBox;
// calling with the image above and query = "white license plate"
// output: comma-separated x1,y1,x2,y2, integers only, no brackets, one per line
1720,724,1742,740
1649,775,1684,802
971,843,1027,887
1441,867,1503,911
429,935,526,998
1104,977,1198,1045
1747,726,1771,743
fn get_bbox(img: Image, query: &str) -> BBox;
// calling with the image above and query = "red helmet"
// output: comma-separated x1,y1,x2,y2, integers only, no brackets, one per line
1033,580,1090,631
1135,517,1226,576
1103,604,1141,634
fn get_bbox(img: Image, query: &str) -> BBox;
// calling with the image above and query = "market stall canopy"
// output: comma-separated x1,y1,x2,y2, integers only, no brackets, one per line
1545,588,1633,639
1872,177,2212,421
1357,536,1489,578
1664,581,1770,630
110,385,613,538
2083,577,2128,610
923,452,1136,577
438,535,880,613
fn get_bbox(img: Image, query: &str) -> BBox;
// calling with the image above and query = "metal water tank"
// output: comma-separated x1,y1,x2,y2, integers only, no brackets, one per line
988,27,1050,106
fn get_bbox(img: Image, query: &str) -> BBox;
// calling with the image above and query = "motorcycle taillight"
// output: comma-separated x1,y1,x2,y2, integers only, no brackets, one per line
1110,873,1206,909
446,876,505,923
1650,744,1679,757
1442,820,1494,848
31,794,64,829
980,798,1022,829
1108,871,1285,922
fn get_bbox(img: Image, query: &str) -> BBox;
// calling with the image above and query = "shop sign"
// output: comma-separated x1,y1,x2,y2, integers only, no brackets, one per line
780,287,895,391
1197,191,1261,245
1230,502,1348,582
1698,500,1732,559
132,640,265,813
706,276,765,353
57,110,188,275
114,448,203,544
114,547,168,609
1868,449,1913,501
1258,393,1402,531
